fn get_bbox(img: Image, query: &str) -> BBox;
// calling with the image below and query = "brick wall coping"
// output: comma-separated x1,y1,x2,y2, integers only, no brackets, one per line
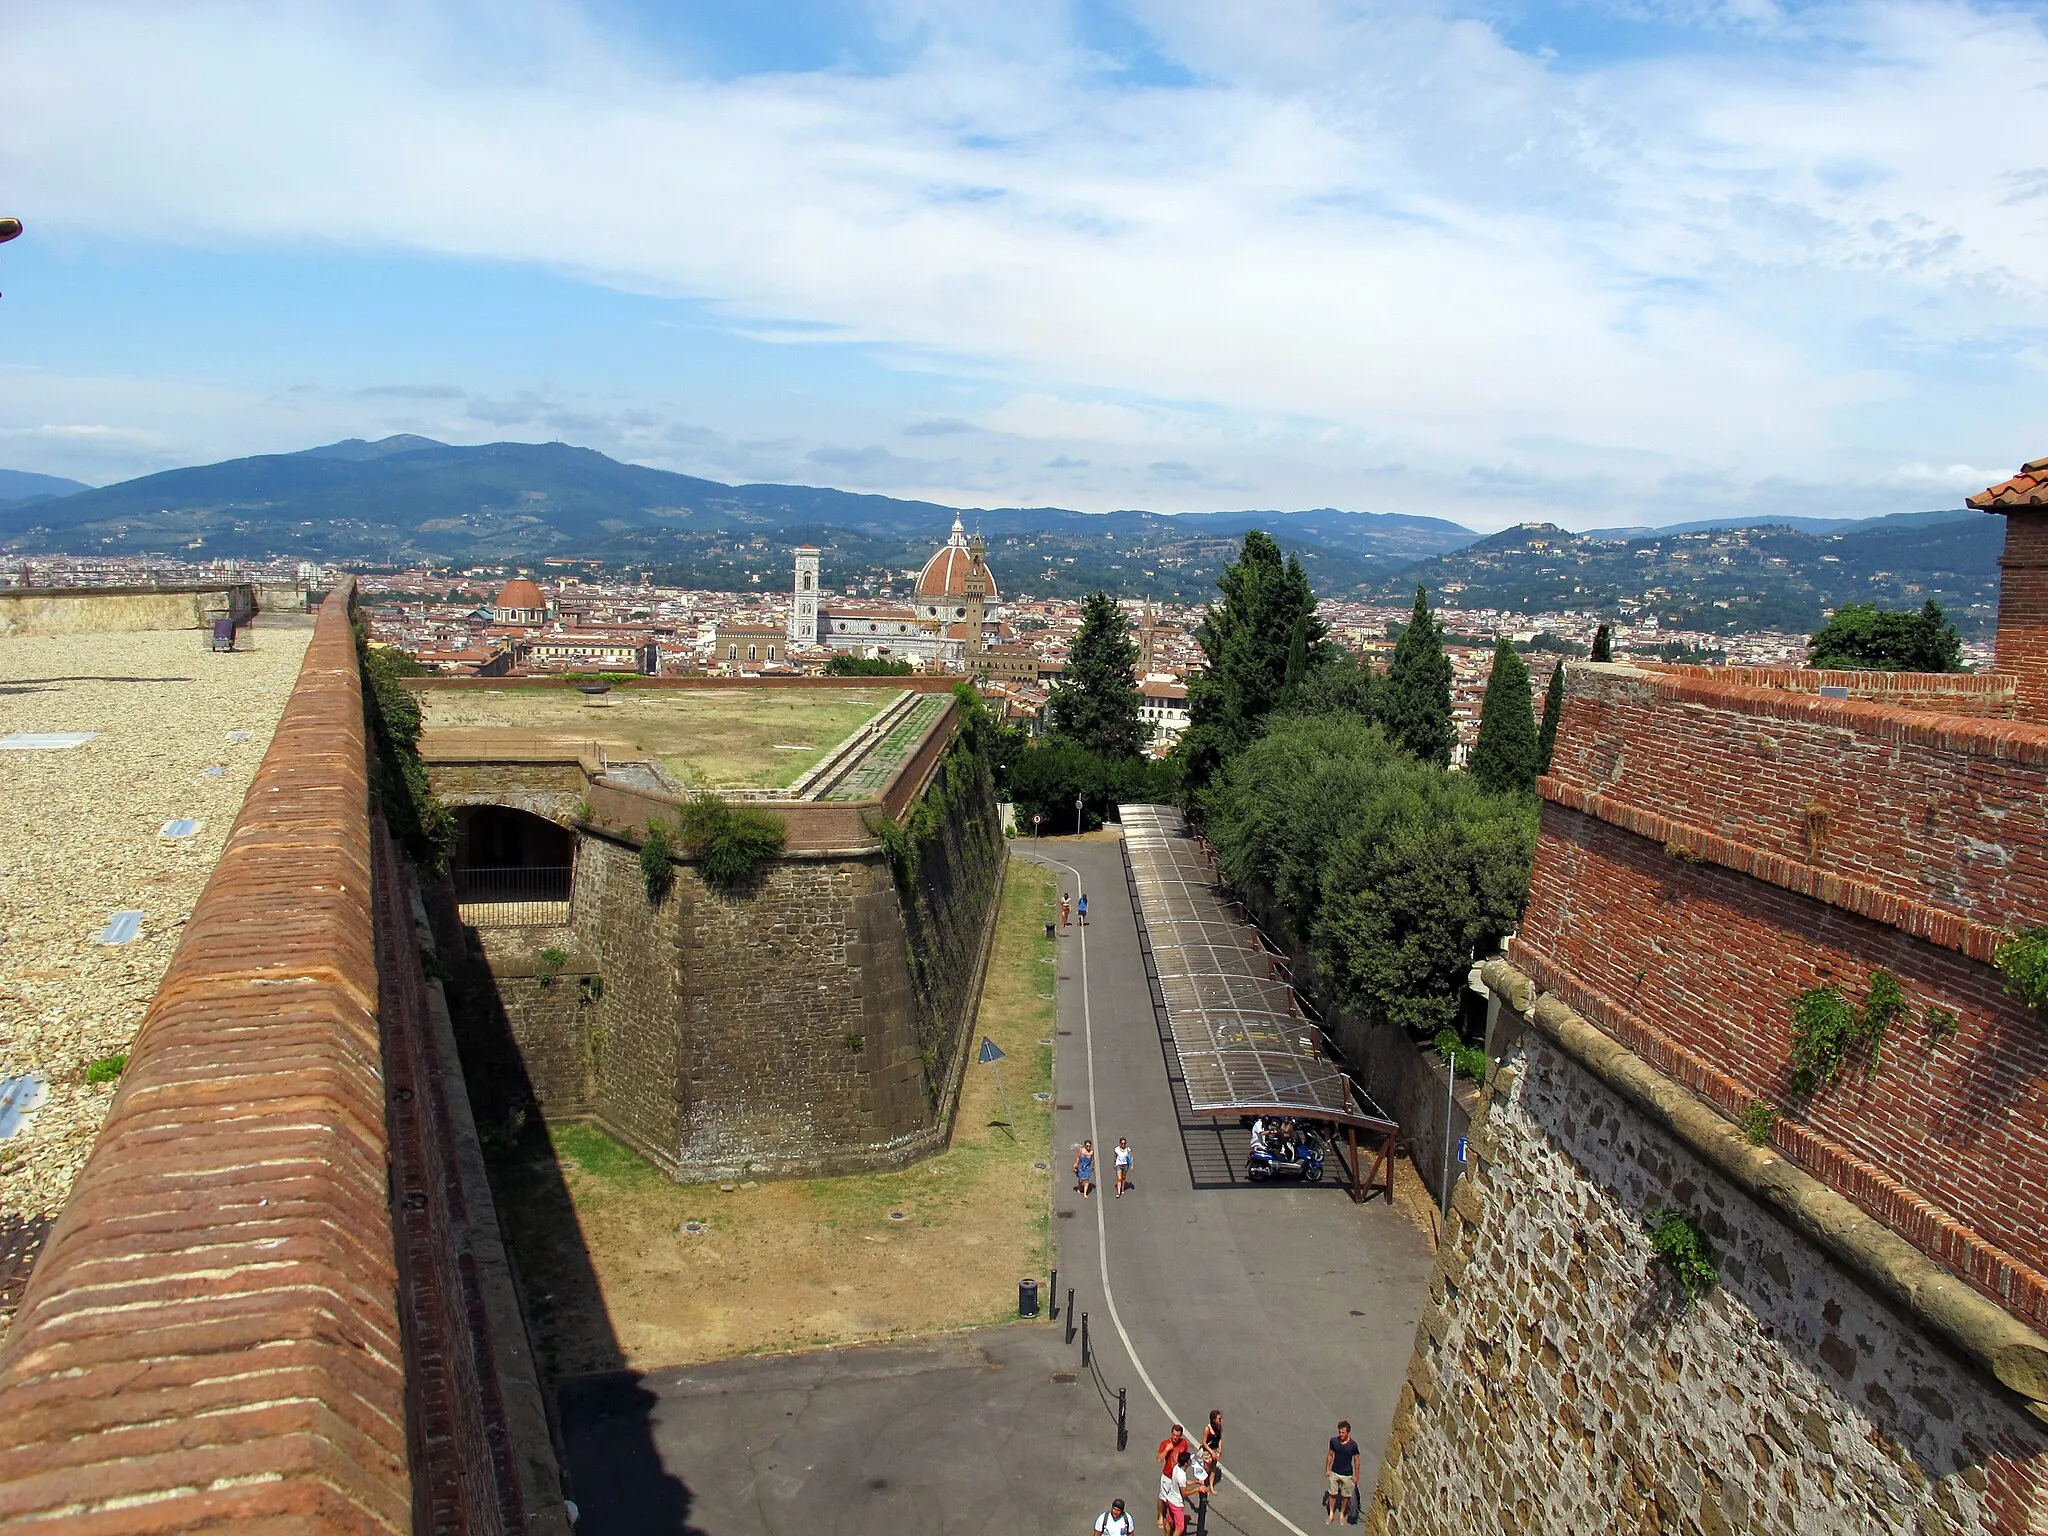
1582,660,2048,765
1540,777,2008,964
0,581,256,600
0,577,411,1529
1479,957,2048,1424
1643,663,2015,710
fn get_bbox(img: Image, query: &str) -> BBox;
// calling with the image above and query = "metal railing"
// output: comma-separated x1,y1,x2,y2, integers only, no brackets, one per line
452,865,572,928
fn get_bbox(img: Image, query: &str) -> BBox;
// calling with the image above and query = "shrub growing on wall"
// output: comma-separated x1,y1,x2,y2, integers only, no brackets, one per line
639,817,677,903
1994,926,2048,1012
675,792,787,893
354,624,454,869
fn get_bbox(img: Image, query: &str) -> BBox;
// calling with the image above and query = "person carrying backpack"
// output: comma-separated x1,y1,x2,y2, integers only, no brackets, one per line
1093,1497,1135,1535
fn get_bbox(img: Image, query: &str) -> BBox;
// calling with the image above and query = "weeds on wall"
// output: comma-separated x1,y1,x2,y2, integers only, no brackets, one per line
537,947,569,986
1788,969,1901,1092
640,818,677,903
1433,1027,1489,1082
1739,1099,1777,1147
1994,926,2048,1013
1644,1207,1717,1302
1923,1006,1958,1049
674,792,787,892
354,621,456,869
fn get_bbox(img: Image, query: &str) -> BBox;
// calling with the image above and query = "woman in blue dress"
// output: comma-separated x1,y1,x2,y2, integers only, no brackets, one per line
1073,1140,1096,1200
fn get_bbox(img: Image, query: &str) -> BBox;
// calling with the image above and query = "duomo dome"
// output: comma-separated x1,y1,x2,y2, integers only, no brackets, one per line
914,514,997,620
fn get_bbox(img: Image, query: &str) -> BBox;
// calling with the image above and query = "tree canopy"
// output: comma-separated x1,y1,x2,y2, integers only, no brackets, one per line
1203,712,1535,1035
1807,600,1964,673
1379,586,1456,767
1046,591,1149,757
1469,639,1540,796
1591,623,1613,663
1178,532,1328,793
825,653,913,676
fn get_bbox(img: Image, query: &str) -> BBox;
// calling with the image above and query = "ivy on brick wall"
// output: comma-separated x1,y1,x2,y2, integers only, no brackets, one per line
1994,926,2048,1013
1789,968,1904,1092
1644,1207,1718,1302
354,617,455,870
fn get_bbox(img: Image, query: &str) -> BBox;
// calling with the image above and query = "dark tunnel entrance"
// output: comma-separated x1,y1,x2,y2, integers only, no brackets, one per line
451,805,575,927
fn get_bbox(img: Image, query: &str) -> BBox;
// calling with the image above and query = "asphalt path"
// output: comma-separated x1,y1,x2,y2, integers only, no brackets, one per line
555,835,1433,1533
1022,835,1433,1535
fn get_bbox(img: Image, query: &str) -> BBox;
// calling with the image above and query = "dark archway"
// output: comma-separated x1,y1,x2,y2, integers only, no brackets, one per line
451,806,574,925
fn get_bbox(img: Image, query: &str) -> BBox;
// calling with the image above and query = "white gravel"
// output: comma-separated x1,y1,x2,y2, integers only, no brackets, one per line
0,618,314,1324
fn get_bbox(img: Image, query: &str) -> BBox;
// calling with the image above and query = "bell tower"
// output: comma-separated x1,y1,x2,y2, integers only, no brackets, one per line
790,545,820,648
964,533,989,670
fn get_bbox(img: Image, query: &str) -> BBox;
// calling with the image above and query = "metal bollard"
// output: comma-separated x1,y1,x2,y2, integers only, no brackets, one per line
1065,1298,1076,1345
1049,1268,1059,1319
1117,1387,1128,1452
1081,1312,1091,1368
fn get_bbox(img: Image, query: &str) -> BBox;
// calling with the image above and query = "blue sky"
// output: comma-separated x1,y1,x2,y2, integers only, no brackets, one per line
2,0,2045,530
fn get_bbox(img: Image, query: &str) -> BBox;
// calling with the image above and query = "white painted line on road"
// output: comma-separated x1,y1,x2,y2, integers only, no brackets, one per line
1035,849,1311,1536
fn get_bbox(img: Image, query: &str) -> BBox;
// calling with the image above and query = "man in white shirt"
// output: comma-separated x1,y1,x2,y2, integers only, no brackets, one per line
1159,1451,1192,1535
1093,1497,1135,1535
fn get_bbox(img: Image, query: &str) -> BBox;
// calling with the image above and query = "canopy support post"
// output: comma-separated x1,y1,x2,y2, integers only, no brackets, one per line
1349,1123,1361,1204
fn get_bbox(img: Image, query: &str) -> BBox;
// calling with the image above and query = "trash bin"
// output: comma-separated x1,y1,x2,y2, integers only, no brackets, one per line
1018,1277,1040,1318
1044,922,1057,940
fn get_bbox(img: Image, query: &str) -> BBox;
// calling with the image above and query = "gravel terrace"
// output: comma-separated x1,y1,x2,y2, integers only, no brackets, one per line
0,618,315,1337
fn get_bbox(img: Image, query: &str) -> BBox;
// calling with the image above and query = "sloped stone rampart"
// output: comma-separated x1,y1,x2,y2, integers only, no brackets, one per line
1371,1030,2048,1536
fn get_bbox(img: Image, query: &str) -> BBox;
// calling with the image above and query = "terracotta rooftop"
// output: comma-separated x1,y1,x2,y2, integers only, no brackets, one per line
1967,456,2048,510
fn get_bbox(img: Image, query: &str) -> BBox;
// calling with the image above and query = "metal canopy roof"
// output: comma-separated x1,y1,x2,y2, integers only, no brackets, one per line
1119,804,1395,1133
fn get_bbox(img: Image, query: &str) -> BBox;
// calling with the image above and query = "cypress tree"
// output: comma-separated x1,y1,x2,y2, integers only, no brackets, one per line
1470,639,1539,795
1047,591,1148,757
1181,532,1330,791
1381,585,1456,767
1536,662,1565,775
1591,623,1613,663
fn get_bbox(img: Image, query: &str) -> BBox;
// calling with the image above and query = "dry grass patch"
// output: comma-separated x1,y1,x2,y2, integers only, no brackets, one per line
495,853,1058,1375
416,684,894,788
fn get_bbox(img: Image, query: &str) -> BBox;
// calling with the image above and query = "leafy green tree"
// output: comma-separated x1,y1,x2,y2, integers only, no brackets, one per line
825,653,914,676
1591,623,1613,663
1179,532,1328,792
1203,713,1401,943
1536,663,1565,775
1047,592,1150,757
1007,738,1174,834
1315,769,1538,1034
1807,600,1963,673
1469,639,1539,795
1287,651,1380,720
1380,586,1456,767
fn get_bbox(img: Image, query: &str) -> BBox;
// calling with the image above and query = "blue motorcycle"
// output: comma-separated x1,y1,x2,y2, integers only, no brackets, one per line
1246,1128,1324,1183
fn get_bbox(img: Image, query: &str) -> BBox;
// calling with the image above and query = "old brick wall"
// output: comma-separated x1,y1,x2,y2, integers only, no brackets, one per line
470,925,597,1117
1371,1033,2048,1536
1995,510,2048,719
1529,663,2048,1328
0,579,413,1529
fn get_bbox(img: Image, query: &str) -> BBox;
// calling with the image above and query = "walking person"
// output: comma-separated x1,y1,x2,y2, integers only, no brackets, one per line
1078,891,1089,926
1324,1420,1362,1525
1074,1140,1096,1200
1201,1410,1224,1489
1093,1498,1135,1536
1114,1137,1133,1197
1061,892,1072,930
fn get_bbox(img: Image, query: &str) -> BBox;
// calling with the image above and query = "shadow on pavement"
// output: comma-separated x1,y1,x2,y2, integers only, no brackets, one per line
423,877,693,1527
557,1373,703,1535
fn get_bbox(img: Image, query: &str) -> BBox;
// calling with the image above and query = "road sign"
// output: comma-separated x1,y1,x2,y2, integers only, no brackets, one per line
1457,1136,1468,1165
978,1037,1006,1065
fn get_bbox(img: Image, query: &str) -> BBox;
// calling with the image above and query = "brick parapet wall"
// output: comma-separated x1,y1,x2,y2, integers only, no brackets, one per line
1643,662,2017,715
1546,663,2048,947
1519,794,2048,1331
0,578,413,1529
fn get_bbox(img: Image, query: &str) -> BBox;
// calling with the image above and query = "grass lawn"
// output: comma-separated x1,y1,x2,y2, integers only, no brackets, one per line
416,685,896,788
491,853,1059,1375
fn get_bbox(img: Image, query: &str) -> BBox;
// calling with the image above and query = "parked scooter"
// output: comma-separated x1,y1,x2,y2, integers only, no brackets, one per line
1246,1126,1325,1183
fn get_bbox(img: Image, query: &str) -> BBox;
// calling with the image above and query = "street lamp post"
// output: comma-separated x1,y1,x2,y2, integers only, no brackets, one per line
1074,793,1085,835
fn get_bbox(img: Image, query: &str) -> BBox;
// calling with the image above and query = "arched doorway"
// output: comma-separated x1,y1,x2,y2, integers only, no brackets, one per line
451,806,575,926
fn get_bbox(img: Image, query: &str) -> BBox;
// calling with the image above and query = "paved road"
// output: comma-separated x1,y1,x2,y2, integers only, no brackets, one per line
1026,836,1432,1534
556,834,1432,1533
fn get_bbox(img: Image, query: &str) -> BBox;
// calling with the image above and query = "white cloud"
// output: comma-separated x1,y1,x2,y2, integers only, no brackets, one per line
1,0,2044,524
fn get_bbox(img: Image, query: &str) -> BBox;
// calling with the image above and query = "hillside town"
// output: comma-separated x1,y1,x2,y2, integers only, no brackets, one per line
1,526,1996,765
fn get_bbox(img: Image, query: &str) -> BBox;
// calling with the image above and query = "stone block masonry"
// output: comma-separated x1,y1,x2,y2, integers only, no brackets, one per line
1371,1028,2048,1536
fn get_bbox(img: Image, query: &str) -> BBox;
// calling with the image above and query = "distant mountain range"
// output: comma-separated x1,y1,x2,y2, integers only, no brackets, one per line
0,435,1994,625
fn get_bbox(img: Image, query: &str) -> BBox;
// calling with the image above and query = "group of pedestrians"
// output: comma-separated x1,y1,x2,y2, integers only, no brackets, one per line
1089,1414,1226,1536
1071,1137,1133,1200
1061,889,1089,929
1088,1417,1361,1533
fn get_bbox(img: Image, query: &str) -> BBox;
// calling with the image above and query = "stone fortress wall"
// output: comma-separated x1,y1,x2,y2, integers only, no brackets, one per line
1370,477,2048,1534
433,695,1008,1182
